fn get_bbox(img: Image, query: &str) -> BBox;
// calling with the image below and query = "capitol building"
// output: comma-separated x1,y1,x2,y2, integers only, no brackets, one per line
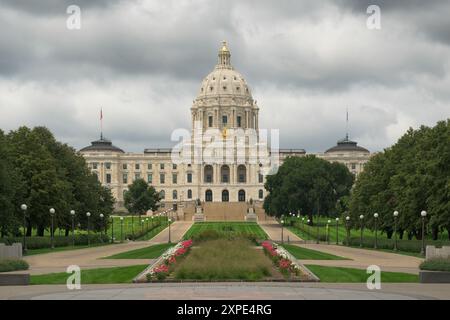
80,42,371,220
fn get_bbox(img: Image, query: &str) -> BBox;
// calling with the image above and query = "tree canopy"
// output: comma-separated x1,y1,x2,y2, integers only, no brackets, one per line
124,178,161,217
349,119,450,240
0,126,114,237
263,155,354,222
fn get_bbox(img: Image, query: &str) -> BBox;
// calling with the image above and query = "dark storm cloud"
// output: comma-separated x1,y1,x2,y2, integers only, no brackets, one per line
0,0,449,153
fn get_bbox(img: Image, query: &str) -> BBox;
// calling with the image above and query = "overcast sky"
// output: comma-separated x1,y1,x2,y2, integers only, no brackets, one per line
0,0,449,153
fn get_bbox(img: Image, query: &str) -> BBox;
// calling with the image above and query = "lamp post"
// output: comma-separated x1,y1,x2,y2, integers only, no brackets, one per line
86,212,91,246
420,210,427,256
393,211,399,251
316,216,320,244
168,218,172,243
120,217,124,243
345,216,350,246
141,219,144,234
146,218,149,232
281,219,284,244
301,217,305,231
359,214,364,248
110,216,114,243
336,218,340,245
151,216,154,229
49,208,55,249
327,220,331,244
307,219,311,241
374,213,379,249
70,210,75,247
99,214,104,241
21,204,27,254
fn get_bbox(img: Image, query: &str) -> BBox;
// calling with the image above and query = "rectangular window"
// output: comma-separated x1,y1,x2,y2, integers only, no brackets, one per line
187,189,192,199
222,115,228,125
173,163,177,170
134,173,140,180
122,163,127,170
122,173,128,184
105,162,111,170
147,173,153,184
106,174,111,184
351,163,356,170
160,173,165,184
237,116,242,127
92,162,98,170
187,173,192,183
135,163,140,170
172,174,177,184
259,173,264,183
160,163,165,170
208,116,213,127
148,163,152,170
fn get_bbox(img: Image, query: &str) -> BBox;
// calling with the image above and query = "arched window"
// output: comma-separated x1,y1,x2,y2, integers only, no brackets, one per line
222,190,229,202
187,189,192,199
160,190,165,200
238,190,246,202
237,165,247,183
173,190,178,200
258,189,264,199
204,165,213,183
221,165,230,183
205,189,213,202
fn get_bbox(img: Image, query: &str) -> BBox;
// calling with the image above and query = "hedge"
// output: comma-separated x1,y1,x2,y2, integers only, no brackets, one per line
124,221,165,241
420,258,450,272
346,237,450,253
0,234,110,249
0,259,29,272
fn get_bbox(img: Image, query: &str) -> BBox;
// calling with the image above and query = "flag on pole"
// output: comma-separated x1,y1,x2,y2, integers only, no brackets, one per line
100,108,103,120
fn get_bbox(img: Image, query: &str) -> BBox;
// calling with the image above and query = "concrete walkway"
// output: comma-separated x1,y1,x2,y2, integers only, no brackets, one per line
258,219,303,243
2,282,450,300
297,243,423,274
16,221,193,275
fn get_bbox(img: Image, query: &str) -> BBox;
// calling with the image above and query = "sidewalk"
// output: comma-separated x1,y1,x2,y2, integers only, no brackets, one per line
258,219,303,243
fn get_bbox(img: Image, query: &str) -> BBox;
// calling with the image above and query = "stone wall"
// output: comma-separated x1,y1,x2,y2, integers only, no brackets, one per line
426,245,450,260
0,243,22,260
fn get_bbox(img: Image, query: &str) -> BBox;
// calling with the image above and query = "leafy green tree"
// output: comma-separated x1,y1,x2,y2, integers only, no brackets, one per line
124,179,160,217
263,155,354,224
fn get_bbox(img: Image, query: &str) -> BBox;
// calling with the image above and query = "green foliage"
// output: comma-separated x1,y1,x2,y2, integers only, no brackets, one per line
420,258,450,272
346,237,449,253
183,222,268,241
281,244,348,260
349,120,450,240
264,155,354,221
124,179,161,216
0,234,109,249
0,259,29,272
105,243,174,259
0,126,114,237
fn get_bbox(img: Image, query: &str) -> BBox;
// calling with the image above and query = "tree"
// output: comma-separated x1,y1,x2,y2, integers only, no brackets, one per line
124,178,161,219
349,119,450,240
263,155,354,224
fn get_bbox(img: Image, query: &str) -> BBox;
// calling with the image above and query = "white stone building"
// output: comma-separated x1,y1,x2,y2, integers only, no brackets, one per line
80,42,371,217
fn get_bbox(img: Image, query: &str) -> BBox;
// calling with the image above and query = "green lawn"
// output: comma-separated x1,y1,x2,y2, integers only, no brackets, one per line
305,265,419,283
30,265,148,285
105,243,174,259
24,242,111,256
183,222,268,239
281,244,349,260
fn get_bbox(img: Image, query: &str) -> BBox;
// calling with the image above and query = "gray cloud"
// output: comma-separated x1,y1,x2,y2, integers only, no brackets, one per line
0,0,449,153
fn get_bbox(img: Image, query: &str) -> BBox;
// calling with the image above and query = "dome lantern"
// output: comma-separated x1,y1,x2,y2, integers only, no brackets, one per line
217,40,231,69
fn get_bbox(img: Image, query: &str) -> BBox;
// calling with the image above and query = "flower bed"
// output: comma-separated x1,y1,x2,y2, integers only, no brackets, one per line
146,239,193,281
261,241,303,278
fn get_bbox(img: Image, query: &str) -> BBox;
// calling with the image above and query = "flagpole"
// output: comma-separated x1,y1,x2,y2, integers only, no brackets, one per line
100,108,103,140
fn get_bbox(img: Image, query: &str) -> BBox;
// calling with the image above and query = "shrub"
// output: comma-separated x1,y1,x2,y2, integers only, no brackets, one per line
346,237,450,253
0,259,29,273
0,234,109,249
420,258,450,272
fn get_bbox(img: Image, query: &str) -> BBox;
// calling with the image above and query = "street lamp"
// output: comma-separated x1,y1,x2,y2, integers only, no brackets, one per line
146,218,149,232
141,219,144,234
393,211,399,251
316,215,320,244
70,210,75,247
49,208,55,249
110,216,114,243
168,218,172,243
307,219,311,241
327,220,331,244
336,218,340,245
359,214,364,248
374,213,379,249
345,216,350,246
100,213,104,241
20,204,27,254
86,212,91,246
421,210,427,256
120,217,124,243
280,219,285,244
